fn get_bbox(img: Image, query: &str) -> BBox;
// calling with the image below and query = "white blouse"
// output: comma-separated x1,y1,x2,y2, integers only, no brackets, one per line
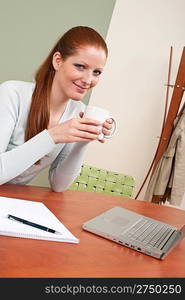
0,80,88,191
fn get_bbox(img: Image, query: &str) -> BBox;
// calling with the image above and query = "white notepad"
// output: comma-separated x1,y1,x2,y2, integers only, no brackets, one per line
0,196,79,243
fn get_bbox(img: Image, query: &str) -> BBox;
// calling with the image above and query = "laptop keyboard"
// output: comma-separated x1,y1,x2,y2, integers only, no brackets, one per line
123,218,175,249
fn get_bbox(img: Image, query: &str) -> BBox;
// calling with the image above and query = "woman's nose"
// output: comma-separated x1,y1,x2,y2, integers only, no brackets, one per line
81,72,93,87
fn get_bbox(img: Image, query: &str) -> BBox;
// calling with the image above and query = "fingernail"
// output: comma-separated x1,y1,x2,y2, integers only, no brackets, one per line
98,133,104,140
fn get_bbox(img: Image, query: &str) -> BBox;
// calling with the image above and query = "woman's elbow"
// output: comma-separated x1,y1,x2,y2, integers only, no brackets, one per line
50,183,70,193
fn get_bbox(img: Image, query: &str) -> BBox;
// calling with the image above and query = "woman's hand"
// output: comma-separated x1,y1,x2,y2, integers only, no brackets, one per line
79,112,113,143
48,117,102,144
99,118,113,143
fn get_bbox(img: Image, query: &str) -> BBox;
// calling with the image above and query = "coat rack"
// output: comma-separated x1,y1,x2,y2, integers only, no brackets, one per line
152,46,185,173
135,46,185,200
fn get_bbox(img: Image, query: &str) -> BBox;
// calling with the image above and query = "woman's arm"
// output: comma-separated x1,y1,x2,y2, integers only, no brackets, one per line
0,130,56,185
0,82,56,184
48,141,88,192
47,113,110,192
0,81,112,187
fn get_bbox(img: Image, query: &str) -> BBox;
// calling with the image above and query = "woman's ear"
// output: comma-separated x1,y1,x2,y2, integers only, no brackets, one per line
52,51,63,71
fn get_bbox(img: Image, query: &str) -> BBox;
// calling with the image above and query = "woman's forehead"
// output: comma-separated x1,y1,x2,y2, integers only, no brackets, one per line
68,46,107,67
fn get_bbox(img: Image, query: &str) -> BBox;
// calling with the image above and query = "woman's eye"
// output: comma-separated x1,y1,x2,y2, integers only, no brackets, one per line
74,64,85,70
93,70,102,76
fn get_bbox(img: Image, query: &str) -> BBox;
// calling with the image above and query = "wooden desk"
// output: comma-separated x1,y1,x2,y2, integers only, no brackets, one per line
0,184,185,278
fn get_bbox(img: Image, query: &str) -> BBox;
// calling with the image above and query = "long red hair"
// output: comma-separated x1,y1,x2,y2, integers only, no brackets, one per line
25,26,108,142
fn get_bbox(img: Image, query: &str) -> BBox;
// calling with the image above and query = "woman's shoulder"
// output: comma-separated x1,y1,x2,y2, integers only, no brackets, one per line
0,80,35,91
0,80,35,109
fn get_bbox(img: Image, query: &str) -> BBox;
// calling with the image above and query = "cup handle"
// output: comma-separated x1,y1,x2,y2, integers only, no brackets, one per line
104,116,117,139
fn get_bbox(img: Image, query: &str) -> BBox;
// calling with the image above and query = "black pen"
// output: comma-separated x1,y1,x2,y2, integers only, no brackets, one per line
7,214,62,235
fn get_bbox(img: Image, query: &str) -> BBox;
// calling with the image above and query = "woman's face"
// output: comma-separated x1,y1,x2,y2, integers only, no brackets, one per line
52,46,107,102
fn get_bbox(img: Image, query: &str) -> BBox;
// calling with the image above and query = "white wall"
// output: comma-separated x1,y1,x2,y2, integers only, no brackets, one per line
84,0,185,209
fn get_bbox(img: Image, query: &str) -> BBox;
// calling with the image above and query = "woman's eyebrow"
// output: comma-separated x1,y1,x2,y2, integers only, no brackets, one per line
77,60,89,67
78,60,103,70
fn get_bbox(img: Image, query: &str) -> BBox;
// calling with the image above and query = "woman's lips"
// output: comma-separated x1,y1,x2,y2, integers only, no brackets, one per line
73,82,88,93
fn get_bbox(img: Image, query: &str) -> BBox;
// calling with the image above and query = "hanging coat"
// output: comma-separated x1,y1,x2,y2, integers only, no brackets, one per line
144,112,185,206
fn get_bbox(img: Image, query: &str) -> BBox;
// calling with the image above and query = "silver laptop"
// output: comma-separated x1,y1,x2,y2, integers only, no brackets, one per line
82,206,185,259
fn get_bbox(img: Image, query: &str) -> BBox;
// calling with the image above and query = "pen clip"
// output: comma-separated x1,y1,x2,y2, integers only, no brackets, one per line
7,215,20,224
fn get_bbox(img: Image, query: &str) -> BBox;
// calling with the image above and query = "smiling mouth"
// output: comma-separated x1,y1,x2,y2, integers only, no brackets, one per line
73,82,89,90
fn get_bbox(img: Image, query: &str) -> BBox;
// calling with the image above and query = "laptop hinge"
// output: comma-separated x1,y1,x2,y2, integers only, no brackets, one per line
160,231,183,259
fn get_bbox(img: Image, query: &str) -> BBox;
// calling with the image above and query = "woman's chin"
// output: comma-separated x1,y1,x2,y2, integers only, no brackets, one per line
70,93,86,101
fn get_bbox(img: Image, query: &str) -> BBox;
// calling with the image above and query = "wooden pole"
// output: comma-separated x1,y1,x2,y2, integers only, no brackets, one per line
152,47,185,173
135,47,185,200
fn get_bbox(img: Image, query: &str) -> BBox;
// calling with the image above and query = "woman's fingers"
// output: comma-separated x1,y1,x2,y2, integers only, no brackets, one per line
48,117,113,144
78,123,101,135
103,118,113,129
76,130,100,140
79,117,101,126
68,118,101,140
102,118,113,136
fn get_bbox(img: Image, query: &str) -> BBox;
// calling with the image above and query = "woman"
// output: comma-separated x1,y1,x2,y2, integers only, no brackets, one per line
0,26,112,191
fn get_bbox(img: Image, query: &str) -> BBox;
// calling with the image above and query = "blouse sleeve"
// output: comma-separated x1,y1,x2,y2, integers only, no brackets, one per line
48,141,89,192
0,82,56,184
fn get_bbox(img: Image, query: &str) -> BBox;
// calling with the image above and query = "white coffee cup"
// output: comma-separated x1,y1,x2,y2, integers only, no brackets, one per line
83,105,117,140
